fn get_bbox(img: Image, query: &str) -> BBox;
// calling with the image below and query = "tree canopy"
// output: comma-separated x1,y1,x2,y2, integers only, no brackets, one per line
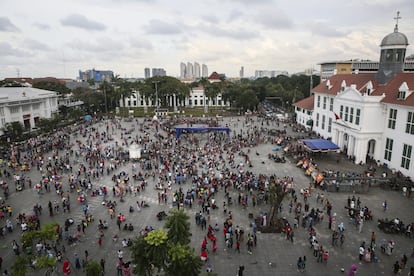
130,209,202,276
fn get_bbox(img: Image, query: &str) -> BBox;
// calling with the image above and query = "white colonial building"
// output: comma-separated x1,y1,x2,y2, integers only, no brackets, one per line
0,87,59,134
294,21,414,179
119,86,229,110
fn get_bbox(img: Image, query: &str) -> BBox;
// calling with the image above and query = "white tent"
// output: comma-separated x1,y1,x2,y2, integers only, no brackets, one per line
129,144,141,159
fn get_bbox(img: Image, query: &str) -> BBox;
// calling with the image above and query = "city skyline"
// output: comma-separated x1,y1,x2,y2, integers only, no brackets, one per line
1,0,413,79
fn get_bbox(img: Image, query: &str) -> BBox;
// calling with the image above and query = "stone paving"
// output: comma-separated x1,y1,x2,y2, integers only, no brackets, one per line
0,116,413,276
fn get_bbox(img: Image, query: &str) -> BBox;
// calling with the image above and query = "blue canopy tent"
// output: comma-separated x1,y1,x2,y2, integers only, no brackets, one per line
175,127,230,139
300,138,339,153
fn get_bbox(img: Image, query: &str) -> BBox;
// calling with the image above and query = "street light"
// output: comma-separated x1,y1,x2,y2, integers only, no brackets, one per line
103,85,108,117
152,81,160,114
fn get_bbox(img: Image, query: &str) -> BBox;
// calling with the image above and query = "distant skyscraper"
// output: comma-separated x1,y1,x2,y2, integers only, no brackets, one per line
79,68,114,82
186,62,194,78
202,64,208,78
152,68,166,77
240,66,244,78
144,68,151,79
194,62,201,79
180,62,187,78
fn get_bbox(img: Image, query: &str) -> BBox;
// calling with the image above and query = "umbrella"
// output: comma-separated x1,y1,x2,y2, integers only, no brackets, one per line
84,114,92,121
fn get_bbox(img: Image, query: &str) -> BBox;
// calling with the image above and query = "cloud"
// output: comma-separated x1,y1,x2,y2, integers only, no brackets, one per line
0,42,32,57
33,23,51,30
61,14,106,31
200,24,260,40
22,39,51,51
201,15,220,24
309,21,347,37
144,19,182,35
227,9,244,22
253,10,294,29
0,17,20,32
66,37,123,53
129,37,153,50
222,0,272,5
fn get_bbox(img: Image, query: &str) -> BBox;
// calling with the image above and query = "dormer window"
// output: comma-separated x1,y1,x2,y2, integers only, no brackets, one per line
397,90,406,100
397,82,409,100
340,80,346,92
366,81,373,95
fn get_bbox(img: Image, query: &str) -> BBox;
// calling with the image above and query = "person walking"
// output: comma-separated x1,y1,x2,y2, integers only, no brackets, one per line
348,264,357,276
393,260,401,274
297,257,303,272
370,232,376,248
100,258,105,274
383,200,387,211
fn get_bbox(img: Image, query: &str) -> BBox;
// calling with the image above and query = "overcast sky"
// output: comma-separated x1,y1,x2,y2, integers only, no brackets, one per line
1,0,413,79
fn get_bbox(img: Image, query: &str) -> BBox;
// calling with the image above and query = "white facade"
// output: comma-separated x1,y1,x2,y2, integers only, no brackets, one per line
310,78,414,180
294,107,313,130
0,87,59,134
119,87,229,109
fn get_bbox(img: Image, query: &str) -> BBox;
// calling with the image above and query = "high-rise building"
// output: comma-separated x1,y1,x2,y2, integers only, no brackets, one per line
79,69,114,82
152,68,166,77
194,62,201,79
186,62,194,78
240,66,244,78
202,64,208,78
144,68,151,79
180,62,187,78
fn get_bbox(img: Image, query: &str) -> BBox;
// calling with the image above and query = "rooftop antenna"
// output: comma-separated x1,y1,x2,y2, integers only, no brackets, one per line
394,11,401,32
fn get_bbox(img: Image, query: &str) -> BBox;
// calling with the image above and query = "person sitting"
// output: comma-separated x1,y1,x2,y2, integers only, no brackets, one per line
129,206,134,213
128,223,134,231
122,239,128,247
123,223,128,231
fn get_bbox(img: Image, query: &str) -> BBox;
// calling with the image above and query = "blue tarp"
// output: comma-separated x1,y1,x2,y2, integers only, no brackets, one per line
175,127,230,139
300,138,339,152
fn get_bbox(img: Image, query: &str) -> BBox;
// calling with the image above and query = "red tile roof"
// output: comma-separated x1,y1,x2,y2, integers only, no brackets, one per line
208,72,221,80
313,72,414,107
312,73,377,96
372,72,414,107
4,77,33,84
293,95,314,110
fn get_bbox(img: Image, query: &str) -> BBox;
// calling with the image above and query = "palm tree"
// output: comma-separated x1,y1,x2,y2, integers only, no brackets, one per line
165,209,191,245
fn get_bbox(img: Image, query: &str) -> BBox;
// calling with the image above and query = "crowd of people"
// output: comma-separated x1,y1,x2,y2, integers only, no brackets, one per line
0,114,413,275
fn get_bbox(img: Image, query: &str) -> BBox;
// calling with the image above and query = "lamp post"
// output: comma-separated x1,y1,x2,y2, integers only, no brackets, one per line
103,85,108,118
152,81,160,114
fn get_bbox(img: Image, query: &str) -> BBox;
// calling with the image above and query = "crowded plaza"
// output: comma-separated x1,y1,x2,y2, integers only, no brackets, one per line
0,113,413,276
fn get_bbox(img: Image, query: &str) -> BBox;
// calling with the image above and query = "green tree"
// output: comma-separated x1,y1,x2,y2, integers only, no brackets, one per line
3,121,24,139
237,89,259,112
12,222,59,275
144,76,190,109
33,81,70,94
165,209,191,245
131,210,202,276
166,244,202,276
84,260,103,276
130,235,154,276
10,256,28,276
262,178,287,233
